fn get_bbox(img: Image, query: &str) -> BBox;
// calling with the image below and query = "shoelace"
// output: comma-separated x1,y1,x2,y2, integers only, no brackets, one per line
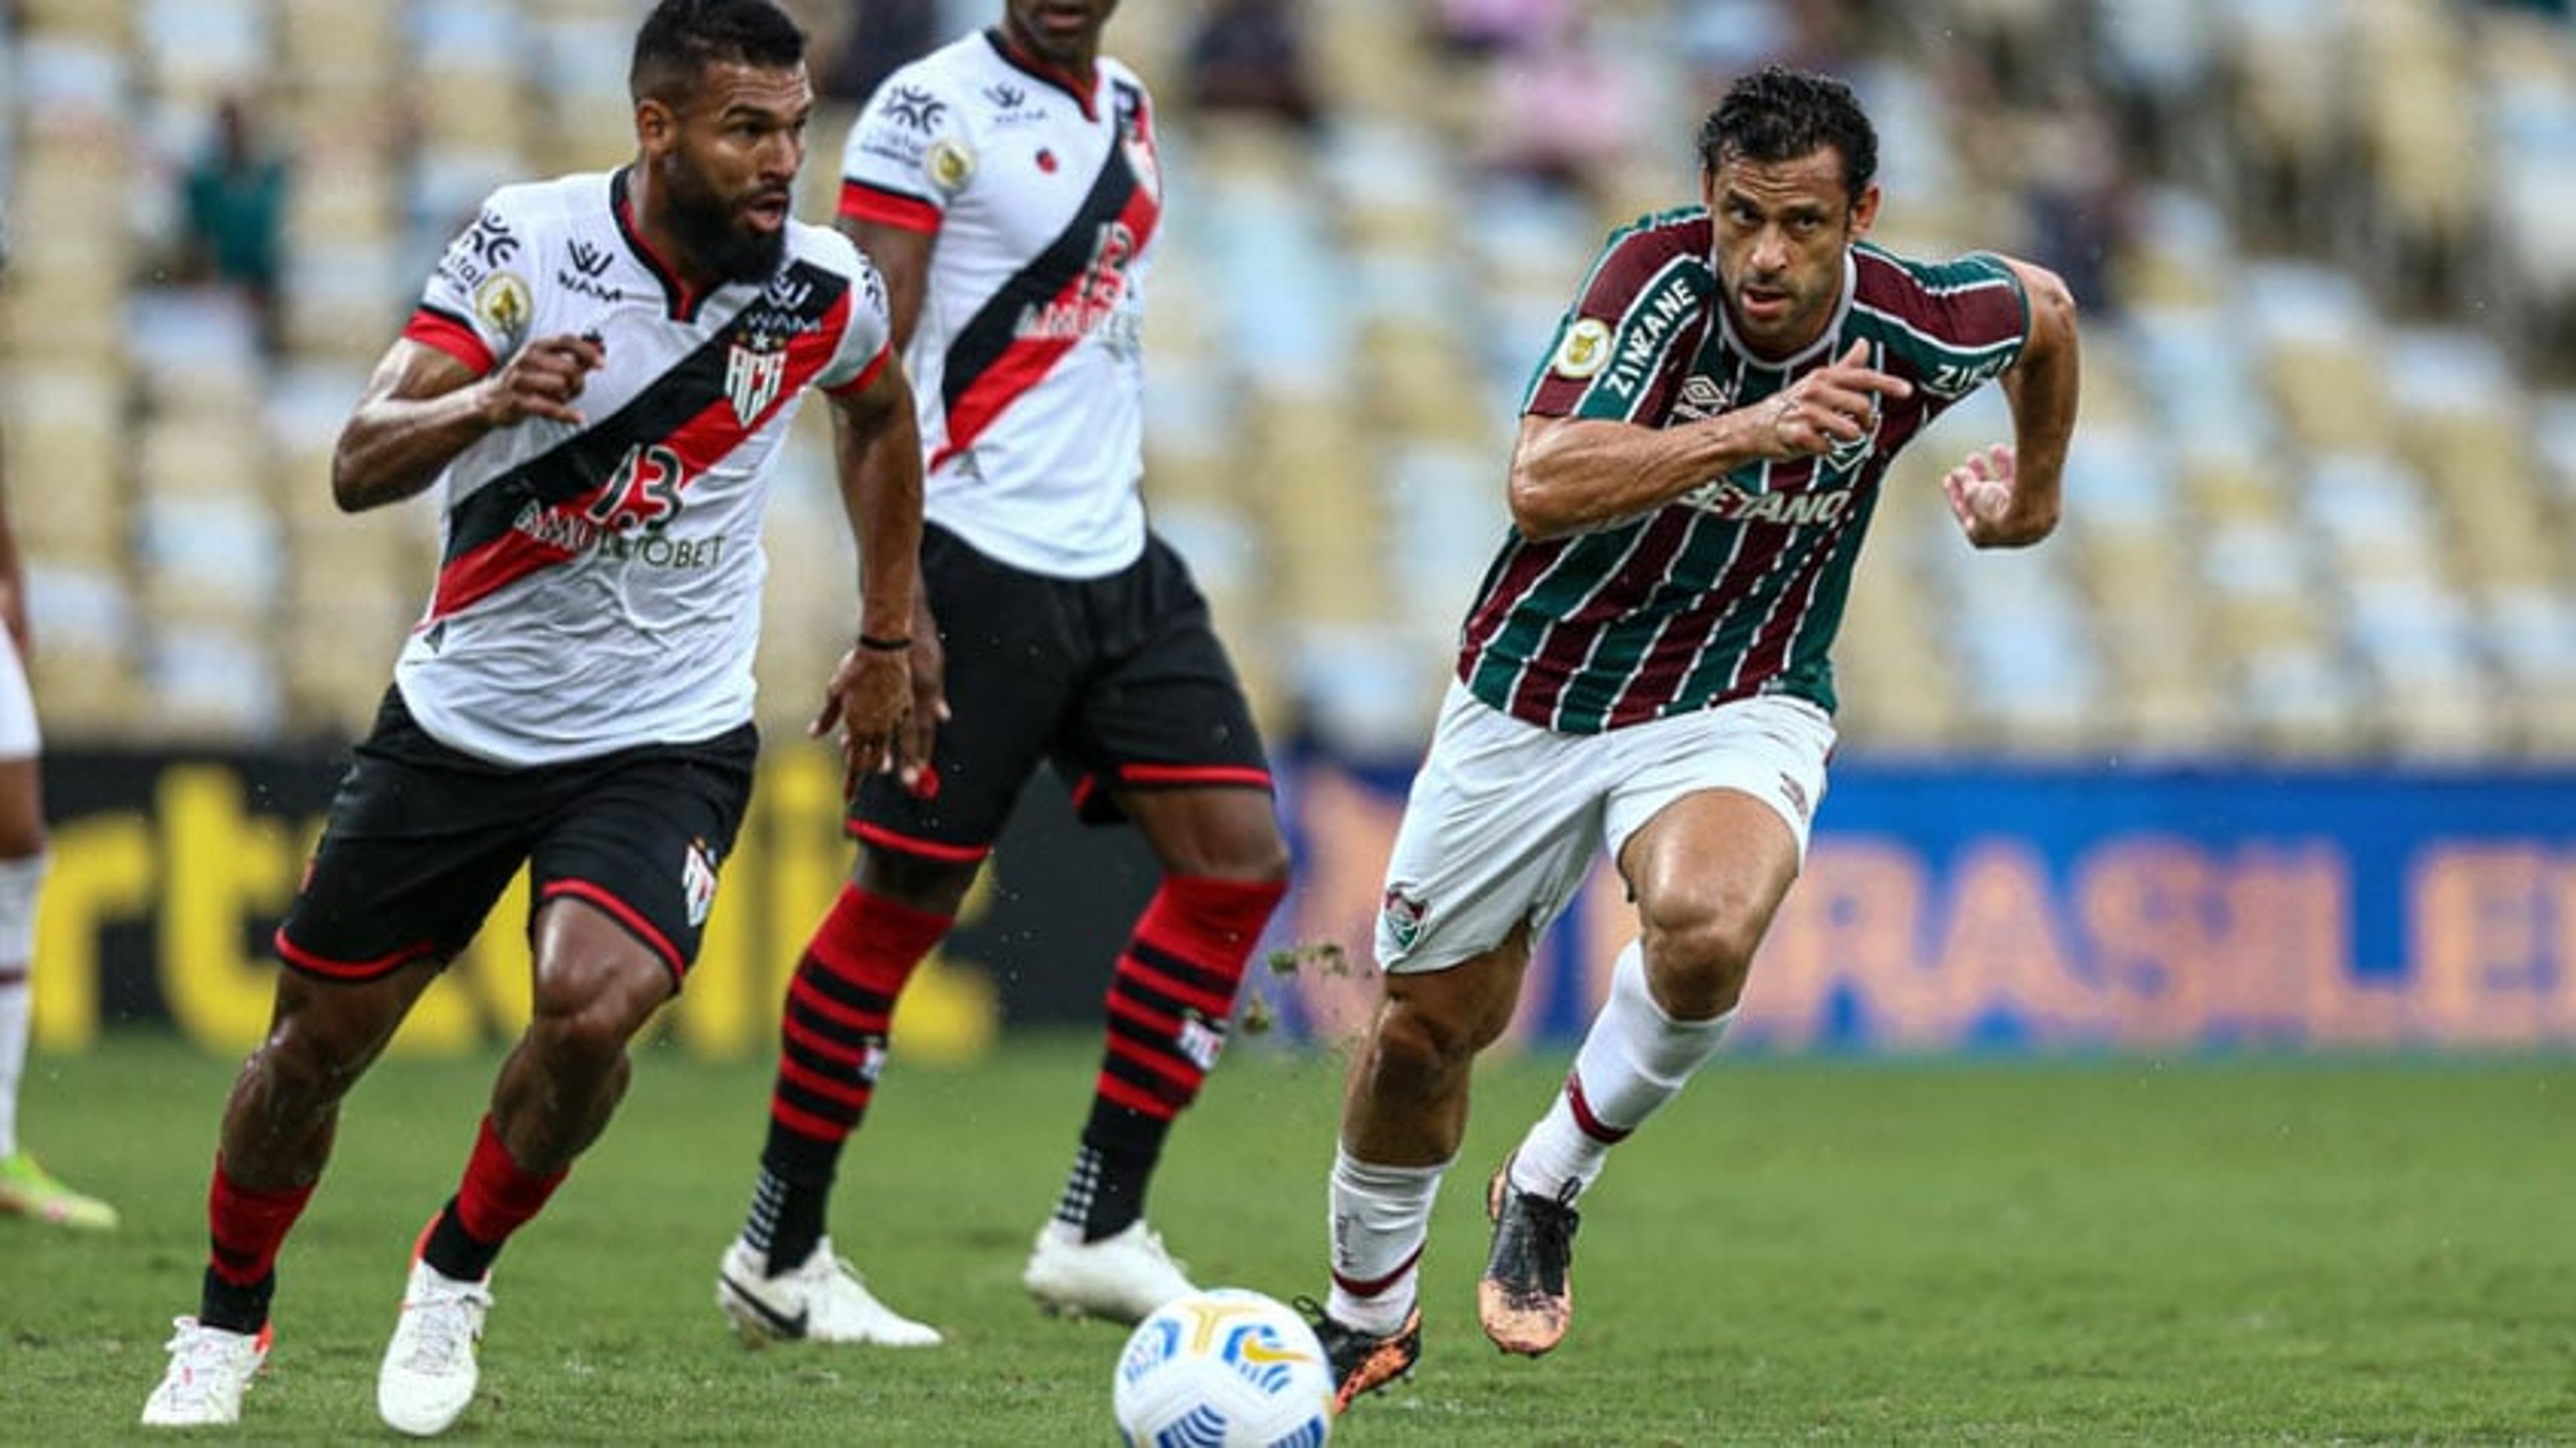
395,1283,491,1372
158,1323,254,1409
1510,1184,1581,1286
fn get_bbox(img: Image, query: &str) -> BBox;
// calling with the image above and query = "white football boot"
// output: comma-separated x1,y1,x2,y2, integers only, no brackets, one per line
715,1237,943,1347
1021,1219,1196,1324
376,1255,492,1437
140,1317,271,1427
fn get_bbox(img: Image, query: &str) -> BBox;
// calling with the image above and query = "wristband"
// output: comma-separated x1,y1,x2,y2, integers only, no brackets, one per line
857,633,912,653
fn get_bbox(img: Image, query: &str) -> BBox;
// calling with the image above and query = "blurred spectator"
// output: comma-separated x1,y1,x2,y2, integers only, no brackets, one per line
821,0,945,107
174,97,288,356
2017,86,2130,315
1430,0,1570,57
1184,0,1320,130
1477,13,1644,202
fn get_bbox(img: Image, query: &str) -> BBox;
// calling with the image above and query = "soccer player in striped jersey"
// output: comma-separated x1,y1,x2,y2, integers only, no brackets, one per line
716,0,1291,1341
1308,66,2082,1407
141,2,923,1433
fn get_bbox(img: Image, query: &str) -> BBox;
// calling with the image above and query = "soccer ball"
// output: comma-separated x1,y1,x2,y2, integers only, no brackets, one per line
1112,1288,1336,1447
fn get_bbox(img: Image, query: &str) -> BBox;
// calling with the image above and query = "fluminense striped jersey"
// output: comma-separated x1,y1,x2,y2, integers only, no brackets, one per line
838,30,1162,578
393,168,892,766
1458,209,2029,733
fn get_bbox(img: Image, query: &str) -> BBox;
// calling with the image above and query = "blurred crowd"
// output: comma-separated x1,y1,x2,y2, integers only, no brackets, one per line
2,0,2572,760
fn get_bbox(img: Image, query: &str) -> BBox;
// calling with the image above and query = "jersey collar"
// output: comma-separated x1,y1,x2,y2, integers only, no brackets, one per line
983,28,1099,122
610,166,709,324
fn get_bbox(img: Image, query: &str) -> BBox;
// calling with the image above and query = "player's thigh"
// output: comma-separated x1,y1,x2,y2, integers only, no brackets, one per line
1376,682,1611,976
526,723,758,994
277,692,536,984
1605,694,1833,947
851,526,1079,860
1065,535,1274,822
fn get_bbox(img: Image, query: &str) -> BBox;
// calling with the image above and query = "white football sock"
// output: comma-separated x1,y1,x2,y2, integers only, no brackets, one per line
1511,940,1730,1201
1325,1147,1448,1334
0,853,44,1160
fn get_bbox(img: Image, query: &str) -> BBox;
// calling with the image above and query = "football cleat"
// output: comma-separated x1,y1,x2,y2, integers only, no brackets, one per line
140,1316,272,1427
0,1150,119,1230
715,1237,942,1347
376,1253,492,1437
1021,1219,1195,1324
1478,1154,1581,1356
1297,1298,1421,1412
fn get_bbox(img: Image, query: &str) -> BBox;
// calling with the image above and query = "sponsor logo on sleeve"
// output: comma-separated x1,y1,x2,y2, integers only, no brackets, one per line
881,85,947,133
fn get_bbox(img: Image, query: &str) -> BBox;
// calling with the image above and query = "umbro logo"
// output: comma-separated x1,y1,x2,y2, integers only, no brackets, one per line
567,239,612,277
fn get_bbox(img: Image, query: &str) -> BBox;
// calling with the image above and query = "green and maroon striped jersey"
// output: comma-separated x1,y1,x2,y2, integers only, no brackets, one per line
1456,208,2029,733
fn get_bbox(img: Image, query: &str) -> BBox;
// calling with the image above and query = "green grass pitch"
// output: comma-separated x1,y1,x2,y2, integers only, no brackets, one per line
5,1033,2572,1443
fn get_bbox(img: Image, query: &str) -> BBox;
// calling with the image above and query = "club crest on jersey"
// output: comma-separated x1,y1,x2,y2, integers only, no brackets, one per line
725,326,788,425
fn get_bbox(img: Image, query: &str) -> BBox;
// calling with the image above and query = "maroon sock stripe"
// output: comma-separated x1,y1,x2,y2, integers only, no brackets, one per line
1564,1072,1633,1144
1331,1245,1425,1300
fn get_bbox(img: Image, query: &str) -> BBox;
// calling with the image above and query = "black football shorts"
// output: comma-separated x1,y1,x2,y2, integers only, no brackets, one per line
276,686,757,988
849,523,1272,863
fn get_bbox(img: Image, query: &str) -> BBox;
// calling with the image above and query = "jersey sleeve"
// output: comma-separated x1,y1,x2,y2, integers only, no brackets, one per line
400,193,537,376
837,64,971,234
1870,250,2029,405
813,234,897,397
1519,218,1713,424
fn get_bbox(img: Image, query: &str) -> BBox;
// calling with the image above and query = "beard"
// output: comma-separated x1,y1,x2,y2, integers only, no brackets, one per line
662,164,787,285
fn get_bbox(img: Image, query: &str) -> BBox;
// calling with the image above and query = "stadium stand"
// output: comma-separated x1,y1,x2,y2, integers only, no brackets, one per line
2,0,2570,761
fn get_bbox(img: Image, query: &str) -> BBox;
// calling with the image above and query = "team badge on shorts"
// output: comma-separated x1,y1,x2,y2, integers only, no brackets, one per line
682,837,720,927
1380,886,1430,953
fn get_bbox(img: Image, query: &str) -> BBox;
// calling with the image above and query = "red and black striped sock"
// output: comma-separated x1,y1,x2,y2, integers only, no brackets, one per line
199,1155,315,1334
747,884,949,1272
421,1115,568,1283
1055,874,1285,1242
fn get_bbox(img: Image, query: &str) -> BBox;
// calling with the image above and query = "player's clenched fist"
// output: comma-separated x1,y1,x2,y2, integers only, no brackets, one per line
480,333,606,428
1751,339,1911,460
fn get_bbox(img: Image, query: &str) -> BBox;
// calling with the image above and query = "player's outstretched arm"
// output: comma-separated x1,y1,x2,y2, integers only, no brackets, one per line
1507,339,1911,540
817,352,928,798
1943,258,2078,550
331,334,604,512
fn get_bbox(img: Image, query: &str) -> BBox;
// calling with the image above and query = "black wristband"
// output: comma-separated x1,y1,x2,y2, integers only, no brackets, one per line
857,633,912,653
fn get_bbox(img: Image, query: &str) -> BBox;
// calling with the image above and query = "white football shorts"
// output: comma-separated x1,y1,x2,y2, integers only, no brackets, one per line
1375,680,1833,974
0,627,37,760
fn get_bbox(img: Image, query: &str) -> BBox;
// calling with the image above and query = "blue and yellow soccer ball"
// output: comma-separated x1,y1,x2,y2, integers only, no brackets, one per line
1112,1288,1335,1447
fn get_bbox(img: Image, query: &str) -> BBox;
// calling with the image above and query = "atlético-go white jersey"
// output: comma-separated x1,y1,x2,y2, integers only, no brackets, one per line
838,29,1162,578
393,168,893,766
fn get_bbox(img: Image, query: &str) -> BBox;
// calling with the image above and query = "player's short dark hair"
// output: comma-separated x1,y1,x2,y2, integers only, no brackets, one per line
1698,65,1878,203
631,0,807,105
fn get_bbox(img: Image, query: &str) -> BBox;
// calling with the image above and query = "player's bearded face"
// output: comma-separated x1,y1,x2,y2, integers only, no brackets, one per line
657,64,812,285
1706,146,1877,358
664,152,788,284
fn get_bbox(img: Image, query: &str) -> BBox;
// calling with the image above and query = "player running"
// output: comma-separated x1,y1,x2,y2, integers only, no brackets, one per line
140,1,922,1433
1306,66,2082,1408
714,0,1290,1344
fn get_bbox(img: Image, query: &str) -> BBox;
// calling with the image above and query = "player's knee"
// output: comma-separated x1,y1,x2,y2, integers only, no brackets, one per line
1373,991,1498,1089
529,958,664,1068
1639,914,1760,1016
